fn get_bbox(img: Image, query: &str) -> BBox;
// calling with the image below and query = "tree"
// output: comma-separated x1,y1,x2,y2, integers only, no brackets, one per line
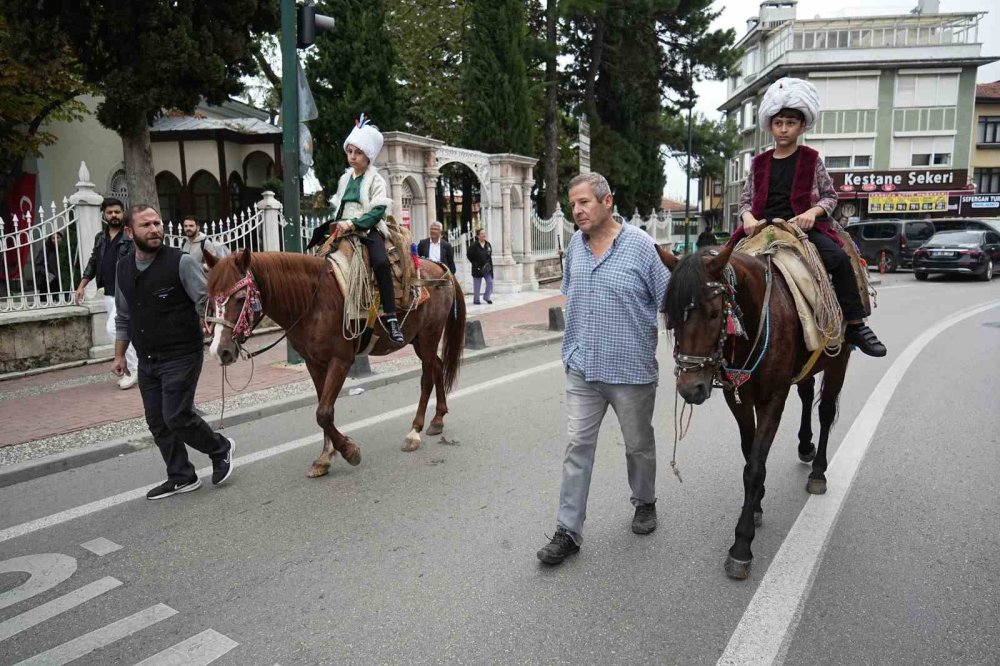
0,1,280,208
306,0,402,193
463,0,533,155
541,0,560,217
387,0,470,145
662,112,740,183
0,16,87,207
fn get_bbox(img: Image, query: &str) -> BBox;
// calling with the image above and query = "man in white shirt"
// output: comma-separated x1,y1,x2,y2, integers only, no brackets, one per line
180,215,226,270
417,221,457,274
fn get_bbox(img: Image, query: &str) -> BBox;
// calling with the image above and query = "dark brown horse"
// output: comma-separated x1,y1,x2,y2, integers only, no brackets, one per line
205,248,465,477
658,242,851,580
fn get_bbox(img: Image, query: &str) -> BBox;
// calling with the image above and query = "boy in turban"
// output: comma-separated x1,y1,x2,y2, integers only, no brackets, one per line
731,78,885,357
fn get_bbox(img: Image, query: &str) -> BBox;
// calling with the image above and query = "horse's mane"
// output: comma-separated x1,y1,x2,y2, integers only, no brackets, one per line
663,249,765,323
207,251,332,314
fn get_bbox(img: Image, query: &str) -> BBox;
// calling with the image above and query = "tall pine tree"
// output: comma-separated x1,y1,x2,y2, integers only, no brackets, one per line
307,0,402,192
463,0,533,155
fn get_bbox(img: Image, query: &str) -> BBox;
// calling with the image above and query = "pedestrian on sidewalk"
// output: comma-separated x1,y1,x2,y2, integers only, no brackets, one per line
467,228,493,305
74,197,139,389
537,172,670,566
180,215,226,271
114,204,235,501
417,221,457,274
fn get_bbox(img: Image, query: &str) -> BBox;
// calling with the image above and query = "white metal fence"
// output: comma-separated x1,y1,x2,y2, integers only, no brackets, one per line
164,206,266,254
530,205,675,261
0,200,81,312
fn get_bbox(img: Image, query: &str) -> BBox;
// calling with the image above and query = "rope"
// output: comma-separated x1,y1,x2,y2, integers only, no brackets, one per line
671,387,694,483
341,237,377,341
218,356,255,429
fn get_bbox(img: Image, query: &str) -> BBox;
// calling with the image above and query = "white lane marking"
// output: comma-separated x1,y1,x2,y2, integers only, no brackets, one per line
132,628,238,665
718,299,1000,666
0,359,565,545
0,577,122,642
80,537,122,557
875,284,914,291
14,603,177,665
0,554,77,611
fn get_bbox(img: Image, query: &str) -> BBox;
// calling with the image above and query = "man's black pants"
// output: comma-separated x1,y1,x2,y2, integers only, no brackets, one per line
806,228,866,321
138,350,227,483
357,232,396,316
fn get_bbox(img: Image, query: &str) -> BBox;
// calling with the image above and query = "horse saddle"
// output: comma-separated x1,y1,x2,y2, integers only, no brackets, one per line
734,220,872,352
319,218,428,320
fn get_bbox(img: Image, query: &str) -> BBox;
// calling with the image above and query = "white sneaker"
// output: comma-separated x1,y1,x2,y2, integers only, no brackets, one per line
118,372,138,390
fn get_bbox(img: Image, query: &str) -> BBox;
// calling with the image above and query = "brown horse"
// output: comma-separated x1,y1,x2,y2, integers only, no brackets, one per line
204,248,465,477
658,242,851,580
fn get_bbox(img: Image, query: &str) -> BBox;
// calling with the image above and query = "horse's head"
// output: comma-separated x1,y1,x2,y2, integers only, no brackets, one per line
660,244,735,405
205,248,263,366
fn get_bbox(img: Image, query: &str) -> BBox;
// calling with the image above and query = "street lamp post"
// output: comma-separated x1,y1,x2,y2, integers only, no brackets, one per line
280,0,302,364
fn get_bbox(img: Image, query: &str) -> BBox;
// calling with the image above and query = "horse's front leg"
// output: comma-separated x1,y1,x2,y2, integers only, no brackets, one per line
796,376,817,463
726,388,789,580
725,390,760,525
308,356,359,477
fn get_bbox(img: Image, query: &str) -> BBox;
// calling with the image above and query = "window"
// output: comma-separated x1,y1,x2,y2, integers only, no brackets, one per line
986,232,1000,245
861,224,898,240
974,168,1000,193
904,222,934,242
189,171,221,223
978,116,1000,144
810,138,875,170
809,76,879,111
891,136,954,169
854,155,872,168
826,156,851,169
895,73,959,107
155,172,182,223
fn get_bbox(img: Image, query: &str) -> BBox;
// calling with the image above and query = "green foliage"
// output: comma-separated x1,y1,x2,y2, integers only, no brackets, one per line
307,0,402,193
462,0,533,155
0,16,87,204
662,112,740,182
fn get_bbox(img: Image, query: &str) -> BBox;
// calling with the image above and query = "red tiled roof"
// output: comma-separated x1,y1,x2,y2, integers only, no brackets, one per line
660,197,693,213
976,81,1000,100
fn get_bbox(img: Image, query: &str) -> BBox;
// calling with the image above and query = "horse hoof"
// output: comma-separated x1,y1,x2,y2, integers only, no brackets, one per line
306,463,330,478
426,422,444,436
806,478,827,495
754,511,763,527
725,555,753,580
344,446,361,467
402,429,421,452
798,444,816,464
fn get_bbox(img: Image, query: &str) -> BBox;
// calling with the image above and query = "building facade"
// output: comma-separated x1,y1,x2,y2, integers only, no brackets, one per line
720,1,997,229
969,81,1000,215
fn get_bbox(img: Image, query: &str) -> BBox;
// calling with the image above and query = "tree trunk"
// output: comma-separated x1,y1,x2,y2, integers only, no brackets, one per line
121,121,159,209
543,0,560,218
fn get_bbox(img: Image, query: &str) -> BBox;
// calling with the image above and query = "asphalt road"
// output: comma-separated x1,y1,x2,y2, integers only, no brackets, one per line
1,271,998,665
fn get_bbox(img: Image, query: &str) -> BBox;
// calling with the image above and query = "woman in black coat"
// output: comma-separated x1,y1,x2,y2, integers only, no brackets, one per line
466,228,493,305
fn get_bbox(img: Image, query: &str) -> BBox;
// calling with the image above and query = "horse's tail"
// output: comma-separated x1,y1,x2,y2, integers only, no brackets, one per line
441,273,466,394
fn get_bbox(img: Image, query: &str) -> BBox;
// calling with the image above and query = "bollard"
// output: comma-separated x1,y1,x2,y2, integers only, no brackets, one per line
548,306,565,332
349,355,373,378
465,320,487,350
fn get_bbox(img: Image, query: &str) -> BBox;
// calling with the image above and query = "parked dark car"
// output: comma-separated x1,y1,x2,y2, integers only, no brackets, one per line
911,229,1000,281
845,218,1000,273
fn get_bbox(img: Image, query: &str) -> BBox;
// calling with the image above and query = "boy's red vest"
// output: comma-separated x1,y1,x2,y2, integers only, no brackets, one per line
730,145,842,247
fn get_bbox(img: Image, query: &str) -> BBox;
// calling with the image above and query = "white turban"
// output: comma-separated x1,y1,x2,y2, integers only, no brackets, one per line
343,113,384,163
757,77,821,132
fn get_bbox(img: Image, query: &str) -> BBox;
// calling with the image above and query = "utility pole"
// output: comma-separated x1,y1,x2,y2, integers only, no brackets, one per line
683,56,694,255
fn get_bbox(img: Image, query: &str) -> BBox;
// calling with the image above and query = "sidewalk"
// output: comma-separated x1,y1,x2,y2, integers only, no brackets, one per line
0,289,565,450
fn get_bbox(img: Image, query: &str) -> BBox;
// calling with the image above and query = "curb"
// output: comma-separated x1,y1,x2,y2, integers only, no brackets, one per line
0,332,563,488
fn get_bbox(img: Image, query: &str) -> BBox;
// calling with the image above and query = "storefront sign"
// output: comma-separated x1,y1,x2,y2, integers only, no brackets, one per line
833,169,968,193
868,191,949,214
958,194,1000,215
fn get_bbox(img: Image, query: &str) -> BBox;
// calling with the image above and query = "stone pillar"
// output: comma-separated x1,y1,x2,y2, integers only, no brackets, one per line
500,184,513,260
68,162,104,304
490,183,524,293
518,182,537,291
421,175,437,242
257,190,282,252
521,183,534,256
389,174,405,225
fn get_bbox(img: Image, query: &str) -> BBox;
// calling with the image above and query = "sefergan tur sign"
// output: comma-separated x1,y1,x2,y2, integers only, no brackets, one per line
832,169,969,193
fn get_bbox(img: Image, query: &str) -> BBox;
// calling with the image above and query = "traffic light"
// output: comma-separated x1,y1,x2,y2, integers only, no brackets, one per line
296,2,335,48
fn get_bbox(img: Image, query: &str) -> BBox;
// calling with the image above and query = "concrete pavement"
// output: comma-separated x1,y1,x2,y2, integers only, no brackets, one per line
0,271,997,664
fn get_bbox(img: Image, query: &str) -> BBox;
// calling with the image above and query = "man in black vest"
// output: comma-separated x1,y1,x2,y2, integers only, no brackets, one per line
113,204,235,500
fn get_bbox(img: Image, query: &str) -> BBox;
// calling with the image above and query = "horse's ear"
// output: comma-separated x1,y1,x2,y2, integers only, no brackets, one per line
235,247,252,272
655,244,680,271
704,243,734,276
203,249,218,269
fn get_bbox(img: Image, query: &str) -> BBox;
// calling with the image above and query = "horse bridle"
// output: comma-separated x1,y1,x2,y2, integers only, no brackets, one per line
672,278,736,377
205,271,264,348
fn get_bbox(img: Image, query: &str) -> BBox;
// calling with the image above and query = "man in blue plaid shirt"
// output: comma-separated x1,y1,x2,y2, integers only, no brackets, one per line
537,172,670,566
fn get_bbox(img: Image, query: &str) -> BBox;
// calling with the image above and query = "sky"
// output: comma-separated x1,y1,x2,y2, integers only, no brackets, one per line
662,0,1000,203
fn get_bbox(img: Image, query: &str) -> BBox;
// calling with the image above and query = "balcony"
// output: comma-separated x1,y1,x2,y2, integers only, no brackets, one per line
725,12,987,105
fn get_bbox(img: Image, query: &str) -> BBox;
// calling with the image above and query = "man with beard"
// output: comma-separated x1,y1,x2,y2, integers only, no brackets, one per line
114,204,235,500
179,214,225,270
75,197,139,389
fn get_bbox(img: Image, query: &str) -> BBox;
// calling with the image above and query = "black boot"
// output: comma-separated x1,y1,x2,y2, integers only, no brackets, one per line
536,528,580,565
384,316,405,345
845,323,886,357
